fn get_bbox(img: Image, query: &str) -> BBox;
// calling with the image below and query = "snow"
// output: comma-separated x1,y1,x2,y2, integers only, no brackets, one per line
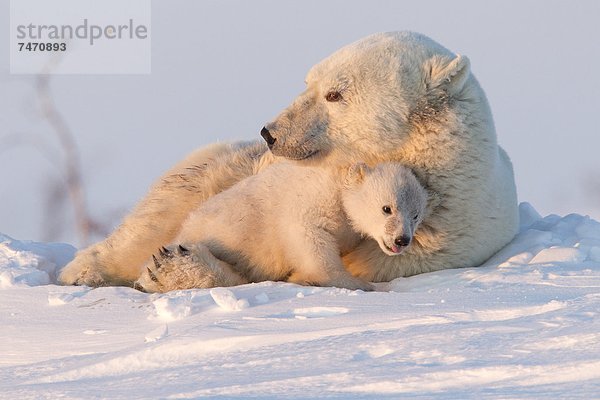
1,203,599,399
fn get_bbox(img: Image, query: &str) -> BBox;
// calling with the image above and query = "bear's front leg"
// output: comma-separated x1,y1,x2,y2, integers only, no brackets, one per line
59,140,272,287
134,244,248,293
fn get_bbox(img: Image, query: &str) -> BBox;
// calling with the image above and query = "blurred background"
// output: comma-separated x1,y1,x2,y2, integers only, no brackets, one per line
1,0,599,247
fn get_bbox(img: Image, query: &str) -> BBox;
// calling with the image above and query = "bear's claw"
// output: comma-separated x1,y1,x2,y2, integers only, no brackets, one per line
156,245,189,261
158,246,171,258
177,245,189,255
152,254,161,269
152,244,192,271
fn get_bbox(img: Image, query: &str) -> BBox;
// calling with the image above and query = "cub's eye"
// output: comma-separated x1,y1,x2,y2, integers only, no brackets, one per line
325,90,342,102
382,206,392,215
413,213,419,221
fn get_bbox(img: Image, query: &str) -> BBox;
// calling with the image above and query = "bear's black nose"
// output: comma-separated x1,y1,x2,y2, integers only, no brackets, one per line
260,126,277,147
394,235,411,247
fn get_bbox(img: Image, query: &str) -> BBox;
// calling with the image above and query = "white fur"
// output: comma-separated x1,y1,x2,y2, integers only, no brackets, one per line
263,31,518,280
135,162,426,293
59,31,518,287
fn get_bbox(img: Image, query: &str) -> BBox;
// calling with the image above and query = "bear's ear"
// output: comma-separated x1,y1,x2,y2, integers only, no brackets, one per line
345,163,370,187
426,54,471,96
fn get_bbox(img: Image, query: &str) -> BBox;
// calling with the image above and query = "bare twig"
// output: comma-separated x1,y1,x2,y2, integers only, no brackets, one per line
31,50,102,246
36,73,93,245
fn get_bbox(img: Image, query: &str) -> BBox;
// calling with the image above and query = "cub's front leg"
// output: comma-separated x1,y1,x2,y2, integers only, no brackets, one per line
286,232,374,291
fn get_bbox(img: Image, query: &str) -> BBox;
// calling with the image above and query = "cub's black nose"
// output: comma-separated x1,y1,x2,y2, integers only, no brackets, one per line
260,126,276,147
394,235,411,247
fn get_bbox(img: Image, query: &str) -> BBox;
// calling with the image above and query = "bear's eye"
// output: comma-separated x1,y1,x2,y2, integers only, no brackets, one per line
325,90,342,102
382,206,392,215
413,213,419,221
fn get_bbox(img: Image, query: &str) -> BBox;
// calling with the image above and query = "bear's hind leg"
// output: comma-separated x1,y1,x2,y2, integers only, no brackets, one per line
59,140,270,287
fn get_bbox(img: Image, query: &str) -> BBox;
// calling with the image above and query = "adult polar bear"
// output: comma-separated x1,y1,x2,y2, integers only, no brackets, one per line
59,31,519,287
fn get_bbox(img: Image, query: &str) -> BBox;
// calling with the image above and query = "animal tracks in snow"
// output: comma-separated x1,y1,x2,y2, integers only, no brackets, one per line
252,306,350,321
447,300,568,323
293,306,349,318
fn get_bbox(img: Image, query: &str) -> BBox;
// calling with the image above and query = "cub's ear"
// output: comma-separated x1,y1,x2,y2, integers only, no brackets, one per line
345,163,370,187
426,54,470,96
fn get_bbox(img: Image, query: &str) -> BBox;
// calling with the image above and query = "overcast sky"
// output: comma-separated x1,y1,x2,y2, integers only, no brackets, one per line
1,0,599,246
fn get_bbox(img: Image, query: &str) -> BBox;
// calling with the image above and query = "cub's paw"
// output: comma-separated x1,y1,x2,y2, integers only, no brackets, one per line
134,245,194,293
134,244,247,293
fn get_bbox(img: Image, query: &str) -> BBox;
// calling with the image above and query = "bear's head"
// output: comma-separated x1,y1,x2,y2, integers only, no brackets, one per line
260,31,472,164
342,162,427,256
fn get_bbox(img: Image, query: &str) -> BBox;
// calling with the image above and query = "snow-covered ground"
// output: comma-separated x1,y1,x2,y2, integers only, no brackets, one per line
1,203,599,399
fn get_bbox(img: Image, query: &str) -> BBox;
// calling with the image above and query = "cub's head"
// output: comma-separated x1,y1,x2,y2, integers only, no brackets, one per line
342,162,427,256
260,31,471,163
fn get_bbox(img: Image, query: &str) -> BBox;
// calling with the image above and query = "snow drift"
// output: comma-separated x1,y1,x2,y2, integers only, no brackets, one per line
0,203,599,399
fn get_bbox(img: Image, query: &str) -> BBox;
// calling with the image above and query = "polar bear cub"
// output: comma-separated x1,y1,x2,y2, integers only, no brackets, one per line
135,162,427,293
